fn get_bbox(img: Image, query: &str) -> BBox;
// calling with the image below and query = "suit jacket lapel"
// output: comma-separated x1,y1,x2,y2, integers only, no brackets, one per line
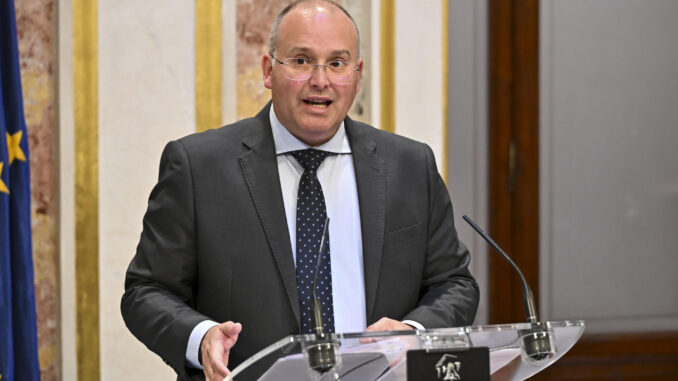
238,106,300,326
346,119,386,324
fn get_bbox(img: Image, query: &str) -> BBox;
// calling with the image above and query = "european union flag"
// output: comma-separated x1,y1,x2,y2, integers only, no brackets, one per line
1,1,41,380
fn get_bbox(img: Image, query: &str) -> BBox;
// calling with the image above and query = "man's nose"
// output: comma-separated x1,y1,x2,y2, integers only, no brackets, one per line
308,65,330,88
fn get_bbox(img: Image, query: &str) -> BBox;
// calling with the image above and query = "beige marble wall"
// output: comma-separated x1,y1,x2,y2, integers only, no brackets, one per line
15,0,59,380
343,0,371,124
394,0,445,171
97,1,194,379
236,0,286,119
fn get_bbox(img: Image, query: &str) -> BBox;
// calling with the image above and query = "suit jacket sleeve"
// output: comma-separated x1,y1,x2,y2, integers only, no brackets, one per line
121,140,209,379
401,144,479,327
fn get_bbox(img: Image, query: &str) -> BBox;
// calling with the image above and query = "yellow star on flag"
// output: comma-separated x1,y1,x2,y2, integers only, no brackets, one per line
0,162,9,194
7,130,27,164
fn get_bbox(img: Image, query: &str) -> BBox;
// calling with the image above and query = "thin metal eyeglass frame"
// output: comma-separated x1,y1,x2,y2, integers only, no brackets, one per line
271,56,359,84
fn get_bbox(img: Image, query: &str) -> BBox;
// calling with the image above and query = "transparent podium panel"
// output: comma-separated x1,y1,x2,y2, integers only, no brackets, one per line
226,320,585,381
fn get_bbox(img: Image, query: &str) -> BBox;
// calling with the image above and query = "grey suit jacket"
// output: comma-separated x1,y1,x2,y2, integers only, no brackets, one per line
121,103,479,380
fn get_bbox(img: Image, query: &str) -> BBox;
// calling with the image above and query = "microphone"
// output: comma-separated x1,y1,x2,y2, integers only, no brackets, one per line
306,218,338,373
462,215,555,363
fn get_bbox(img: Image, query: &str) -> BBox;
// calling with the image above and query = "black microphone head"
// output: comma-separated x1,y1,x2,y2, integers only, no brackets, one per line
519,323,556,365
304,332,340,374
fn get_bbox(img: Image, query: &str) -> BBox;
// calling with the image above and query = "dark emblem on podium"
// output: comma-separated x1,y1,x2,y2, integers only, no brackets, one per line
435,353,462,380
407,347,489,381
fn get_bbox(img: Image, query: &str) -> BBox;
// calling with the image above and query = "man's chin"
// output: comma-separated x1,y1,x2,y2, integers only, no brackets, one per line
294,125,338,146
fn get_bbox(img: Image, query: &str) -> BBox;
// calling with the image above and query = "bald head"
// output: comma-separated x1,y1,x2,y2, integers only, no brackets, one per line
268,0,361,58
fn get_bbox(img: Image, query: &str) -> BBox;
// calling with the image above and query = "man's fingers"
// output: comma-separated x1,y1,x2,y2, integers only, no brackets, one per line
219,322,242,338
203,342,229,380
218,322,242,354
366,317,413,332
202,352,220,381
202,357,212,379
365,317,389,331
202,322,242,381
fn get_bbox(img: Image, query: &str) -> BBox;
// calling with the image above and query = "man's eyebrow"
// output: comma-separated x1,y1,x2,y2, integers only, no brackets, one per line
286,47,353,58
329,50,352,58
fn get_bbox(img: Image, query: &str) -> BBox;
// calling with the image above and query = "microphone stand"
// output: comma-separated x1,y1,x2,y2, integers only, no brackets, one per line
306,218,339,373
463,215,556,363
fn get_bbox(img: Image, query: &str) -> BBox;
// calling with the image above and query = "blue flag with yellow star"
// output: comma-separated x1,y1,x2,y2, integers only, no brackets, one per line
0,1,41,380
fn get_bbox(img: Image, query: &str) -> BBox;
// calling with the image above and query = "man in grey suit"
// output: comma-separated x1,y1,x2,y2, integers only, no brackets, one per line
121,1,479,380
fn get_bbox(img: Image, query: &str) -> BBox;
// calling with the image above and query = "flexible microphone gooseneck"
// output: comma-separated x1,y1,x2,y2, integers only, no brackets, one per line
462,215,555,363
462,215,537,324
306,218,337,373
311,218,330,335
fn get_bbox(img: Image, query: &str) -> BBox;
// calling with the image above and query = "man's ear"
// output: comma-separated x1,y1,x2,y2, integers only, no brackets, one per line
262,54,273,89
355,59,364,94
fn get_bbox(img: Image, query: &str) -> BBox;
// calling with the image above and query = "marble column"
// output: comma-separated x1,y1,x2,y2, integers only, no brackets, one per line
15,0,60,380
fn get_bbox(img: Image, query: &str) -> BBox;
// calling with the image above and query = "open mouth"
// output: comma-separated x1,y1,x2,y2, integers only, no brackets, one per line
303,99,332,108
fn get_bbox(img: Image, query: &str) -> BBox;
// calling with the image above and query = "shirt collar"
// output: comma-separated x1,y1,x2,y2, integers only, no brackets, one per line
270,104,352,155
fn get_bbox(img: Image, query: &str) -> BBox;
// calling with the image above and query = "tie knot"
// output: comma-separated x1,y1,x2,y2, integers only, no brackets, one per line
291,149,331,173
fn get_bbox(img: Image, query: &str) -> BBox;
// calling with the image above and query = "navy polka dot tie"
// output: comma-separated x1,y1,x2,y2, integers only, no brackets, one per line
291,149,335,334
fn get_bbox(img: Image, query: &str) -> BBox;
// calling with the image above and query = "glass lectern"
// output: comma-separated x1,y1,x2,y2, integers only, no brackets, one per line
226,320,585,380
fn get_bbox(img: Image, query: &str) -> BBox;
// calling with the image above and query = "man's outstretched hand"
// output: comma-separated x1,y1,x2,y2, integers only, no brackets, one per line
201,321,242,381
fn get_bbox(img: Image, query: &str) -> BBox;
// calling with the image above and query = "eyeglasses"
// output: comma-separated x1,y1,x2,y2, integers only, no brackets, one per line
272,56,359,85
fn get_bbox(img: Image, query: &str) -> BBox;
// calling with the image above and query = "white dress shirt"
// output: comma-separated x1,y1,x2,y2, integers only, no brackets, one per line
269,106,368,334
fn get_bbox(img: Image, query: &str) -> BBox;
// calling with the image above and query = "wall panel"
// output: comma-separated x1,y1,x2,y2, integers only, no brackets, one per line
98,0,195,379
447,0,489,325
540,0,678,334
394,0,445,171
